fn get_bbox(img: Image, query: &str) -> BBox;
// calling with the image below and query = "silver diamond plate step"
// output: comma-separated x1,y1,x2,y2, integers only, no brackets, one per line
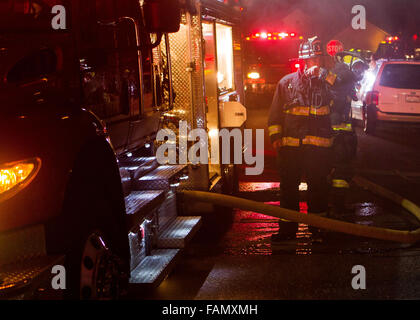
134,164,188,191
129,249,180,288
118,156,156,167
157,216,202,249
119,157,159,181
125,190,165,228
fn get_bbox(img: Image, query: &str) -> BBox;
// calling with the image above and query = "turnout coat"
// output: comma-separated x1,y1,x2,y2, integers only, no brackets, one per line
268,68,337,148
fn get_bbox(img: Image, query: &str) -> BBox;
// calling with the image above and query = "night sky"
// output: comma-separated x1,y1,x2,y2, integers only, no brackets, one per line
242,0,420,37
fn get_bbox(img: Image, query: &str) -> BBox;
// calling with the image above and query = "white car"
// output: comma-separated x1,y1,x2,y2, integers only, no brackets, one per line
351,60,420,134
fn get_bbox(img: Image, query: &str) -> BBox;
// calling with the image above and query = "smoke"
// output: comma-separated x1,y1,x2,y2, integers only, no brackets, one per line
243,0,418,36
243,0,351,38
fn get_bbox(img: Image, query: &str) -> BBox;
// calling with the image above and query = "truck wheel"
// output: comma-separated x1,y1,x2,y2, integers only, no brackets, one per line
65,223,129,300
46,139,130,299
363,104,377,135
79,232,127,300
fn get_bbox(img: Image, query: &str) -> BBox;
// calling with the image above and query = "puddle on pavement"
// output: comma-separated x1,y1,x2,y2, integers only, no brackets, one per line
221,182,420,257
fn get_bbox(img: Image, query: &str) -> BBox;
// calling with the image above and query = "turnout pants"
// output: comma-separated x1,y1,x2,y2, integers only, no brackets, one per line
277,145,333,234
331,131,357,188
331,130,357,211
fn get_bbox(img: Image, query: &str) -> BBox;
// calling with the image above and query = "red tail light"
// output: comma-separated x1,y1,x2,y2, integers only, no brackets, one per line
366,91,379,106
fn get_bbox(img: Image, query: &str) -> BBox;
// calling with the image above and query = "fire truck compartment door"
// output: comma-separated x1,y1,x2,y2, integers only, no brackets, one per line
219,101,247,128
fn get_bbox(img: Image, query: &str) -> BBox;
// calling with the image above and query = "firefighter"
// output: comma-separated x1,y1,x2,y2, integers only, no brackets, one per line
330,54,368,211
268,36,337,242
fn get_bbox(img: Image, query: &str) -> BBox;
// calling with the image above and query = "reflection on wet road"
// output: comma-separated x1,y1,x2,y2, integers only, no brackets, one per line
219,182,420,258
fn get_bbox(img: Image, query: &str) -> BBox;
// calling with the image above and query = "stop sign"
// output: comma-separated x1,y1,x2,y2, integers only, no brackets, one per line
327,40,344,56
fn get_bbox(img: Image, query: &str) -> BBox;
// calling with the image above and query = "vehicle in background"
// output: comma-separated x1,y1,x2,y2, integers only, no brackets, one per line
351,59,420,134
375,34,420,60
243,31,302,95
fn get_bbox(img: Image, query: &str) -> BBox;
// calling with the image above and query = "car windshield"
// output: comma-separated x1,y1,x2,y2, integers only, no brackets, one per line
0,0,66,31
379,64,420,90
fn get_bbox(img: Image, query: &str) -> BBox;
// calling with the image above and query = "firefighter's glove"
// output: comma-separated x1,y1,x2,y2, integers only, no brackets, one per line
305,65,321,78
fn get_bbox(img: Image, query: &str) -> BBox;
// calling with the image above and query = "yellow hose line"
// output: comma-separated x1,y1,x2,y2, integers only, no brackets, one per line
180,190,420,244
353,176,420,223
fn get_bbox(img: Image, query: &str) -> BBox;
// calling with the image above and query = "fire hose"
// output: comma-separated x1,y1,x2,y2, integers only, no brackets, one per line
180,180,420,244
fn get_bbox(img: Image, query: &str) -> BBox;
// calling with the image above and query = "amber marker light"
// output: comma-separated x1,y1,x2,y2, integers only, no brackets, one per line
0,158,41,202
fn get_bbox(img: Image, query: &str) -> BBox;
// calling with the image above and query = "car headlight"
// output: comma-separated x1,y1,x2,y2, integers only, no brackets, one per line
0,158,41,202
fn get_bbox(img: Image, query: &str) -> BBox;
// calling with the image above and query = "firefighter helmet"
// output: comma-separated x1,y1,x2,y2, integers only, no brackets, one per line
299,36,324,59
341,54,368,81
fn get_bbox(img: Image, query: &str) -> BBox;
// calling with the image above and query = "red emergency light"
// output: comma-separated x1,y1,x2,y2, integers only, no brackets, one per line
291,59,304,72
247,31,299,41
386,36,399,42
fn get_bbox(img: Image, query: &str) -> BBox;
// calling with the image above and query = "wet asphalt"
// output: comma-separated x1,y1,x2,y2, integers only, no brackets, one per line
134,93,420,300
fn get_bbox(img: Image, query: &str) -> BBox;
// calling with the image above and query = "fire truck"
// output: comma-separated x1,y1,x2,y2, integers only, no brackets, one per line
0,0,245,299
243,30,302,96
375,34,420,60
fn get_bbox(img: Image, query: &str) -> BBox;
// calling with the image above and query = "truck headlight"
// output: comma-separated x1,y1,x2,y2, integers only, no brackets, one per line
247,72,260,79
0,158,41,202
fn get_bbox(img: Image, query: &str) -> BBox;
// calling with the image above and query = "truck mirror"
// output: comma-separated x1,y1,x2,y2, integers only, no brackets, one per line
143,0,181,33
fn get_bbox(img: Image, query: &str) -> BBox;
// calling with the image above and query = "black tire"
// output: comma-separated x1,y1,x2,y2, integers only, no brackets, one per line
363,104,377,135
46,138,130,299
